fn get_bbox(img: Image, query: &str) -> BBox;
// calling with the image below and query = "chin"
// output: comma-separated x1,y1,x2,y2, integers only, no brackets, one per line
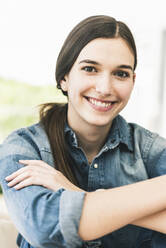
87,119,113,128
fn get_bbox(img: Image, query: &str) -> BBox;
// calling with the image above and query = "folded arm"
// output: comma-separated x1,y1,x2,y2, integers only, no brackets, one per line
6,159,166,241
79,176,166,240
0,131,85,248
132,209,166,234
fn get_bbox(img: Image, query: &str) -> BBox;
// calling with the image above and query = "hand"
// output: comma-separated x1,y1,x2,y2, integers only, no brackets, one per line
5,160,84,192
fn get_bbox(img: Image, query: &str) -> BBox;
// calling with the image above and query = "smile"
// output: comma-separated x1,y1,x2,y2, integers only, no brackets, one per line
85,96,115,111
89,98,112,107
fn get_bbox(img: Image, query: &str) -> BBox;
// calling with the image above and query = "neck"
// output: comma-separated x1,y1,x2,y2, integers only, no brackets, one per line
70,122,111,158
67,107,113,161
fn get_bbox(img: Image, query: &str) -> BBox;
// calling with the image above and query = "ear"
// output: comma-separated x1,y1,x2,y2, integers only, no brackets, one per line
133,73,136,85
60,76,68,92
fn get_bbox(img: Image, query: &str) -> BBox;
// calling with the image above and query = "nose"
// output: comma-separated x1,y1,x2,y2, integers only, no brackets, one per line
95,73,113,96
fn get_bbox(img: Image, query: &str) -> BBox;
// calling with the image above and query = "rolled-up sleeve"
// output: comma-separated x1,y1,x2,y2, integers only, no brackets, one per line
60,190,85,247
0,130,85,248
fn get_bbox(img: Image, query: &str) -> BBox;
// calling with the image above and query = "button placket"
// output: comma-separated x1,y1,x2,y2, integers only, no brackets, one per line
87,160,100,191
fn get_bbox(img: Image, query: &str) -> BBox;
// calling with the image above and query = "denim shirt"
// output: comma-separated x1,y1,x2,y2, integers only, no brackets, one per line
0,115,166,248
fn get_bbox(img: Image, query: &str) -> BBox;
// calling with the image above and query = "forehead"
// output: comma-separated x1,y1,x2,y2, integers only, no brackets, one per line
76,38,134,67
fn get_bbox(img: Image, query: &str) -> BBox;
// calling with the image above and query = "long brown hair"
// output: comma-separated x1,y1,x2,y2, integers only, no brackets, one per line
40,15,137,185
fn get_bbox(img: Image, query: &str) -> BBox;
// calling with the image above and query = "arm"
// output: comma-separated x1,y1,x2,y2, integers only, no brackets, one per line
131,147,166,234
79,175,166,241
0,131,85,248
7,160,166,240
79,145,166,240
132,209,166,233
0,158,85,248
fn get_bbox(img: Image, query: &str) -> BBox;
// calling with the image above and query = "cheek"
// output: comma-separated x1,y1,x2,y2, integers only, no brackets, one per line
116,83,134,100
67,75,93,96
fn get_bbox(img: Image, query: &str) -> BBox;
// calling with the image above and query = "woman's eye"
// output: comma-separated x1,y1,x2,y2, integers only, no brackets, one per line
82,66,97,73
114,71,129,78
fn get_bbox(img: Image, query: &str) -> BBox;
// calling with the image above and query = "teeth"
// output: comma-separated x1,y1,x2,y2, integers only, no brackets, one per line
89,98,112,107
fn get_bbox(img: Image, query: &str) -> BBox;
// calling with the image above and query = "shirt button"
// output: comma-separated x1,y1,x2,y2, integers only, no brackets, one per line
94,163,98,169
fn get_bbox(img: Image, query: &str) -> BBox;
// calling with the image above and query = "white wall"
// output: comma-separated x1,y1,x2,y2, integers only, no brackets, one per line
122,26,166,137
0,0,166,137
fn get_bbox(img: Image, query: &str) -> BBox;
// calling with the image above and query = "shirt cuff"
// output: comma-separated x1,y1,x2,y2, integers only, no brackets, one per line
59,190,86,248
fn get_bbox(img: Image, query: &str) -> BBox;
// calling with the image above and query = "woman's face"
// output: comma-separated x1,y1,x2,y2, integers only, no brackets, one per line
61,37,135,131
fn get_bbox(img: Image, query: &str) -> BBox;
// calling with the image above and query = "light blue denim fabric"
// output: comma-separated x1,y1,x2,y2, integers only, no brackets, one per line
0,115,166,248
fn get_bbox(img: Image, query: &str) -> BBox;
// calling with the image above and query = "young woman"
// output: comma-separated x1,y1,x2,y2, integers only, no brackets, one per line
0,15,166,248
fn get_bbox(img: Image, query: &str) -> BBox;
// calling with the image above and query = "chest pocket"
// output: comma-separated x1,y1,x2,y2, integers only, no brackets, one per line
118,155,149,186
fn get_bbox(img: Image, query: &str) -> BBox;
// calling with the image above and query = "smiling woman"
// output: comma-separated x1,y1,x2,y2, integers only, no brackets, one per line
0,15,166,248
61,37,135,137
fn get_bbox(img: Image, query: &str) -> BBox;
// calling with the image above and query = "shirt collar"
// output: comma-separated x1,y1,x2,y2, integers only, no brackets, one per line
64,115,133,152
105,115,133,152
64,123,78,147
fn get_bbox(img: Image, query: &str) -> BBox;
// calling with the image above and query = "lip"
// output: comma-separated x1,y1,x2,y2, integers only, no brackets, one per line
84,96,116,112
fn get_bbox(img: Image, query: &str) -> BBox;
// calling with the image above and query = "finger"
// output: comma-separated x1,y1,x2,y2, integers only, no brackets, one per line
19,160,60,176
7,172,29,187
14,179,63,191
5,167,28,181
14,178,37,190
5,165,42,181
19,160,50,169
19,160,42,165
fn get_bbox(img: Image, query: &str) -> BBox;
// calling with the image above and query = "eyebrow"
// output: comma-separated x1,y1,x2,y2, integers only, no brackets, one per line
79,59,133,71
79,59,100,65
117,65,133,71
